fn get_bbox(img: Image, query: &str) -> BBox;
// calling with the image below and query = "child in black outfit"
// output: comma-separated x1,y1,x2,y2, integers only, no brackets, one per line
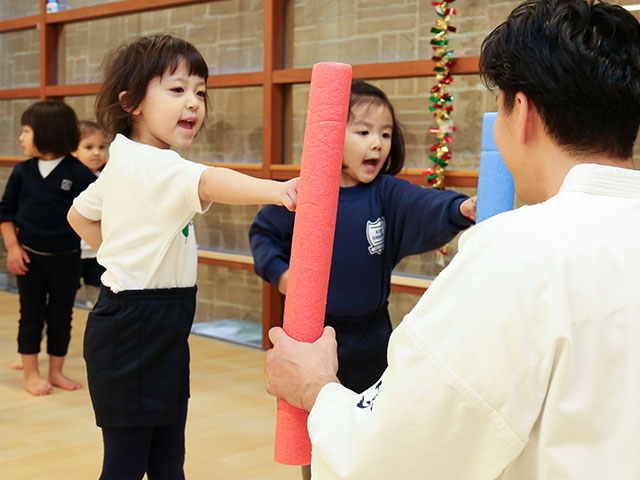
0,100,96,395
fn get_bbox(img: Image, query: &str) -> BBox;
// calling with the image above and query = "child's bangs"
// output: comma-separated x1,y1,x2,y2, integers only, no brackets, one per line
349,97,389,121
163,49,209,82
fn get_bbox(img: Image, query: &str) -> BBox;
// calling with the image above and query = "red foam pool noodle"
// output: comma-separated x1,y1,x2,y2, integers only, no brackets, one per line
274,62,352,466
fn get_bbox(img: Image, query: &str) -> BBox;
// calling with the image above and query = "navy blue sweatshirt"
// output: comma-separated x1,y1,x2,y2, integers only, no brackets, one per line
249,174,473,318
0,155,96,253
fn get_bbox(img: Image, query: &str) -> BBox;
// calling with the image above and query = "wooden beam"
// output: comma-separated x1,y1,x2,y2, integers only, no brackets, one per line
40,0,58,100
396,168,479,188
273,57,480,84
0,157,479,187
44,0,204,24
0,88,41,100
38,73,263,98
261,282,283,350
0,15,39,33
269,164,479,187
193,250,432,294
0,157,26,167
197,250,253,271
259,0,286,345
262,0,285,178
207,72,263,88
44,83,101,97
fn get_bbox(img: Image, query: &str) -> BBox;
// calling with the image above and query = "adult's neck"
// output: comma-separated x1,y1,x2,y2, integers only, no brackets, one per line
536,145,634,203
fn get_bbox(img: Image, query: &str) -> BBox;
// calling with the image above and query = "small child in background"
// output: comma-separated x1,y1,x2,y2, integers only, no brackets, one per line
67,34,297,480
72,120,108,308
0,100,96,395
251,79,477,394
74,120,108,175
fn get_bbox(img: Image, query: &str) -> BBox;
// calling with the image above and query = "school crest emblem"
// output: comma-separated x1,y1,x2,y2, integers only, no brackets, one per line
60,179,72,191
366,217,385,255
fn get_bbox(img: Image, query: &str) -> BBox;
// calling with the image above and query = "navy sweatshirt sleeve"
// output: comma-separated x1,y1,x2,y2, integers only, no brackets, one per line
0,164,23,224
381,175,473,265
249,204,295,287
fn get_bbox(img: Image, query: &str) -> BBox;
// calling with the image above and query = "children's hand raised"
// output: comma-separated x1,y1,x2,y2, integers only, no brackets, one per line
460,196,477,222
279,177,299,212
7,245,30,275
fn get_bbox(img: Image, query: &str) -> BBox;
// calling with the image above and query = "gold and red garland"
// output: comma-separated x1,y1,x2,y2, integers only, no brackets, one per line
425,0,457,267
424,0,457,191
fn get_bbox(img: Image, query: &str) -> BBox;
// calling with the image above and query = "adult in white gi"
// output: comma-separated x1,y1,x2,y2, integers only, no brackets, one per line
265,1,640,478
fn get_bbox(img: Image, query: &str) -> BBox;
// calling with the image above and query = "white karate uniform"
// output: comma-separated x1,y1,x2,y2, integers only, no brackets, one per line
73,134,209,292
308,163,640,479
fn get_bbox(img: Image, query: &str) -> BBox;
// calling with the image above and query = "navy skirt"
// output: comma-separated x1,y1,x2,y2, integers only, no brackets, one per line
325,303,392,394
84,285,197,428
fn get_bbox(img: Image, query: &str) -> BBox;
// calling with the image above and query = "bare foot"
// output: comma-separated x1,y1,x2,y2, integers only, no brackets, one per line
24,374,53,396
10,358,24,370
49,372,82,391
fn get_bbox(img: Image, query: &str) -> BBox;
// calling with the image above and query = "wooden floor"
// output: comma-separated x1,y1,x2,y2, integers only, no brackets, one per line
0,291,299,480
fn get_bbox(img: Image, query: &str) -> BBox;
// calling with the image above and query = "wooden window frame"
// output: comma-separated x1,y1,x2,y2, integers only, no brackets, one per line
0,0,479,348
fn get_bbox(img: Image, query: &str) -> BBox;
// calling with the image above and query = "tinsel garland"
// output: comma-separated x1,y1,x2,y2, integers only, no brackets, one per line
424,0,457,191
426,0,457,267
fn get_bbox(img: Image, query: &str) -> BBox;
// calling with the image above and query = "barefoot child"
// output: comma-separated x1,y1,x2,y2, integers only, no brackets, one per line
67,34,297,480
72,120,109,309
0,100,96,394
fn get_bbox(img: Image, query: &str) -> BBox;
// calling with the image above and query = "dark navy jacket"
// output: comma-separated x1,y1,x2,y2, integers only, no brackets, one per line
249,174,473,318
0,155,96,253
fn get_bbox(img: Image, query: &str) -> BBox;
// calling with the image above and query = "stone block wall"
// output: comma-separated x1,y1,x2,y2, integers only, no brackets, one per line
285,0,524,67
0,29,39,89
60,0,263,83
0,1,39,22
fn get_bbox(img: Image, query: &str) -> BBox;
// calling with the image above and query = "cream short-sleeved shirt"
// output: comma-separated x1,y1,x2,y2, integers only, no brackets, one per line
73,134,210,292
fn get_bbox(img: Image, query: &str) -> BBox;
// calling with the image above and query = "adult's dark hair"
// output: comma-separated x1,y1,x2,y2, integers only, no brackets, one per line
95,34,209,137
21,100,80,156
480,0,640,159
349,79,406,176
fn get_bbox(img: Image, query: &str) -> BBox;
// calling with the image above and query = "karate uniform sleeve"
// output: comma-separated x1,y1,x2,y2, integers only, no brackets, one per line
308,215,562,479
383,176,473,261
0,165,22,223
249,204,295,286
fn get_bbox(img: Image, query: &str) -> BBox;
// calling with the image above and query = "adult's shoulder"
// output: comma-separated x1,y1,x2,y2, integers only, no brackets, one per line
457,200,558,265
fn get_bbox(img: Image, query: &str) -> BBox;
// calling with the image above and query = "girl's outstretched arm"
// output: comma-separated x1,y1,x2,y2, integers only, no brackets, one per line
198,167,298,211
67,206,102,251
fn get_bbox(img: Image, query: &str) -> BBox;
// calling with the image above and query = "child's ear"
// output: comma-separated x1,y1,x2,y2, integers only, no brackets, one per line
118,91,140,115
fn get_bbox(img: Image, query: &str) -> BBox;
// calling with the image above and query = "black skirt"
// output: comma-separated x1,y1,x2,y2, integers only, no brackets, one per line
83,285,197,428
325,303,393,394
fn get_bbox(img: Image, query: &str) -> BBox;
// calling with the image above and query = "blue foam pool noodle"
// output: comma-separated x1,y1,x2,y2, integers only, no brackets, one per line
476,112,515,222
